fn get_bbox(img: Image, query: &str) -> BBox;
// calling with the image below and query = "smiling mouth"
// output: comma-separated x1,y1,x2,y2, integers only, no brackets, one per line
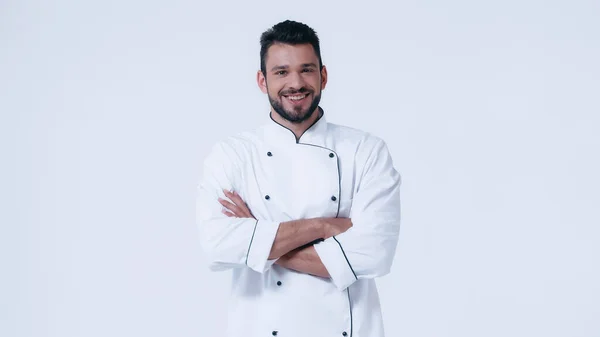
283,93,310,104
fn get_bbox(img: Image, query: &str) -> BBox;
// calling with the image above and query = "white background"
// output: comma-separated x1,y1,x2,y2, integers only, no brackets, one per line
2,0,599,336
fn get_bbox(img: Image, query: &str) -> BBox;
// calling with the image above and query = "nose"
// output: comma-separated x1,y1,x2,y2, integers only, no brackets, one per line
287,71,305,90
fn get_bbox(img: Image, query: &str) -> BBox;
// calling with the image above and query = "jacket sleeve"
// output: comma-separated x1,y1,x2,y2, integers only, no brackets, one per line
196,140,280,273
314,139,401,291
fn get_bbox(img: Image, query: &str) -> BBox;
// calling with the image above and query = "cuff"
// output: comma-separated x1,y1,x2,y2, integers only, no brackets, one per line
246,220,280,273
314,236,358,291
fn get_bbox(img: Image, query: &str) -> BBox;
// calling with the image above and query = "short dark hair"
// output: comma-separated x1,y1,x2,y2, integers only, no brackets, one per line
259,20,323,75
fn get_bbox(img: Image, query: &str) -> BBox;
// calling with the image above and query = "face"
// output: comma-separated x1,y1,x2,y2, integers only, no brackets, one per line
257,43,328,124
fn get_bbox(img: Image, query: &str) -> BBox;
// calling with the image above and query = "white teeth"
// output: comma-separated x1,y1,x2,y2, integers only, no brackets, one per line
287,94,308,101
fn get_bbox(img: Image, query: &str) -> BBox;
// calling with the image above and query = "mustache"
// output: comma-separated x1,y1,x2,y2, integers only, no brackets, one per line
280,87,312,96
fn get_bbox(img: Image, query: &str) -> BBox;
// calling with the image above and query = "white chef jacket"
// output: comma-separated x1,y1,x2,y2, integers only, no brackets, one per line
196,108,401,337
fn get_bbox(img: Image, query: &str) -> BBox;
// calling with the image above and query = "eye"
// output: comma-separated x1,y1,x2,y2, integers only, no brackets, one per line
275,70,287,76
302,68,315,73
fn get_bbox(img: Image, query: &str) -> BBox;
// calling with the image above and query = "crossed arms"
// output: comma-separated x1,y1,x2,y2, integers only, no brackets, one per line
196,139,401,291
218,189,352,278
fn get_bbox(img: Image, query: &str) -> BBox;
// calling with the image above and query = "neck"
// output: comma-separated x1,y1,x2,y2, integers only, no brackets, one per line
270,107,322,140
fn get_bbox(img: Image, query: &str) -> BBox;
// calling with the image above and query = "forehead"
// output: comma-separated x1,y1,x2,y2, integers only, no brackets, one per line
265,43,318,69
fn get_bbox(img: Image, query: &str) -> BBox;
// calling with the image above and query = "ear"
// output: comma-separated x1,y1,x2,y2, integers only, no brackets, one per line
257,70,268,94
320,65,328,91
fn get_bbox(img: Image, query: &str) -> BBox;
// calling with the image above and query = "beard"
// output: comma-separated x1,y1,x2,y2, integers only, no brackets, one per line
268,87,322,124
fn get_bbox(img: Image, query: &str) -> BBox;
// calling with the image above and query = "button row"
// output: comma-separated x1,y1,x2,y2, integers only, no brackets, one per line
272,330,347,336
264,195,338,202
264,149,342,337
266,151,336,158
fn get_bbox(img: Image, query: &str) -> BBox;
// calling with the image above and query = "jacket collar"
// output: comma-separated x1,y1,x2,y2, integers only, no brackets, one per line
264,107,328,146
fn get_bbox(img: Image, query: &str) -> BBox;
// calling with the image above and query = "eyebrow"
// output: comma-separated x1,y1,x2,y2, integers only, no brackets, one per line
270,63,318,72
270,65,289,72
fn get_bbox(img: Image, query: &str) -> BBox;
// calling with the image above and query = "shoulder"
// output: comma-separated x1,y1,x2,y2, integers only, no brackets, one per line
327,122,388,152
204,127,262,165
326,122,398,181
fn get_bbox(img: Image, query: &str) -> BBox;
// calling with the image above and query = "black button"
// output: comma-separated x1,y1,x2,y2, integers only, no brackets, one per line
331,196,337,201
265,195,270,200
277,281,282,286
272,331,278,336
267,151,272,156
329,153,335,158
342,332,347,336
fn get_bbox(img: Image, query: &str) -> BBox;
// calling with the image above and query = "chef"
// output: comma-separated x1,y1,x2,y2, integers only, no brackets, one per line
196,20,402,337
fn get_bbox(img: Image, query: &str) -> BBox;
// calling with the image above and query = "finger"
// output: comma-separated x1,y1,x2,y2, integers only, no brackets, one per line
220,203,242,218
225,190,244,206
218,197,236,209
223,189,238,200
222,191,246,214
233,192,254,218
218,198,241,215
226,191,252,217
221,208,236,217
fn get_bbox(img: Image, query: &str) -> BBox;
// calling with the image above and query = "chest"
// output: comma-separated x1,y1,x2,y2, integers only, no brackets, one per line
239,141,357,222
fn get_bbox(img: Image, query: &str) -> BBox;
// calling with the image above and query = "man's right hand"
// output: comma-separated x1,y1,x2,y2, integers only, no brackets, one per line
320,217,353,238
268,217,353,260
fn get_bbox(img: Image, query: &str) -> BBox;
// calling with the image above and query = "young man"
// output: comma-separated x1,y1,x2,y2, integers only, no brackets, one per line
196,20,402,337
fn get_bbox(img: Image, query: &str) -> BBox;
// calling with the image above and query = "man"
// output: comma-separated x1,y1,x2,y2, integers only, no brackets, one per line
196,20,401,337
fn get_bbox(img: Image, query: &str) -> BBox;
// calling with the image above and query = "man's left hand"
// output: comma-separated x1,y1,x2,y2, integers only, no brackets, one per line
218,189,256,219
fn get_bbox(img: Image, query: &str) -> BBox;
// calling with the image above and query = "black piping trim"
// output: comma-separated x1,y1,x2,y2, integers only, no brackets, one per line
269,106,352,336
245,219,259,266
332,236,358,280
271,106,342,217
347,289,354,337
297,143,341,218
335,151,341,217
268,107,324,143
